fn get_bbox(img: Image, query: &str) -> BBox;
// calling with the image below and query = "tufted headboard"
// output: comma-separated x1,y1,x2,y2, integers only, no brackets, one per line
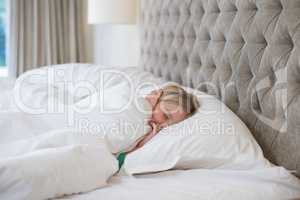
139,0,300,176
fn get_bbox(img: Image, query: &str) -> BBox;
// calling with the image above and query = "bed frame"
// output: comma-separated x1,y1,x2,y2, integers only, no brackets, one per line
139,0,300,177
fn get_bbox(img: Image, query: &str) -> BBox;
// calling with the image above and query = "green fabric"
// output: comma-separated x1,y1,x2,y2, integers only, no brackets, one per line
117,153,126,169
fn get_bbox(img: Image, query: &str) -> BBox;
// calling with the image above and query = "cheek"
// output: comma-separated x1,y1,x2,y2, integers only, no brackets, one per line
152,112,165,124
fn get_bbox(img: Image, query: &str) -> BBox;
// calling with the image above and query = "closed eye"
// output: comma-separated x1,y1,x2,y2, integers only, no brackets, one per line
163,111,172,121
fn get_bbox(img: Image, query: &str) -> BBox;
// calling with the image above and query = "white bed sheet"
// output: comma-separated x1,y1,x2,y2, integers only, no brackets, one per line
61,167,300,200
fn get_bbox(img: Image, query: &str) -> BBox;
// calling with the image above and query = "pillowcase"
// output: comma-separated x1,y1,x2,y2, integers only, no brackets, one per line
0,144,118,200
124,90,272,175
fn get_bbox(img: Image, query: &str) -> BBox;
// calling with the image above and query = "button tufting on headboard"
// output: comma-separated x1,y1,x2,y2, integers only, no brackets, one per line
139,0,300,177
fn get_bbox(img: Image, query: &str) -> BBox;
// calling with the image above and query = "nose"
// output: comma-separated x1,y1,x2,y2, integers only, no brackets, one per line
151,114,158,124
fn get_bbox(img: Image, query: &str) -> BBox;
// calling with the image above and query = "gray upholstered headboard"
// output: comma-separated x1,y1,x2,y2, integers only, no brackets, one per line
139,0,300,176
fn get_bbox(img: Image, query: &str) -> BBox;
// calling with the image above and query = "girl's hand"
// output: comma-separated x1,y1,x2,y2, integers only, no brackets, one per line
128,121,163,153
149,121,162,134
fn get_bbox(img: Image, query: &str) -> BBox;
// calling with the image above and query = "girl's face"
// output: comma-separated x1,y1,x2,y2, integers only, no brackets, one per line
146,90,188,128
152,101,187,128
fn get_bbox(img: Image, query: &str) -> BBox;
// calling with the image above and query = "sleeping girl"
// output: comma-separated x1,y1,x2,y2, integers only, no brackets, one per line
117,84,199,168
131,84,199,151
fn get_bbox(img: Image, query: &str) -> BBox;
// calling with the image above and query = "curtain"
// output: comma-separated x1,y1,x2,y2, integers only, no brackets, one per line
8,0,88,77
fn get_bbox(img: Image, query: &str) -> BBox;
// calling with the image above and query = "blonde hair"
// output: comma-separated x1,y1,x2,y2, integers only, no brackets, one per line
158,84,200,117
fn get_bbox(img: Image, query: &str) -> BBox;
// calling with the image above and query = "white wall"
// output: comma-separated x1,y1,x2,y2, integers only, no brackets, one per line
92,25,140,67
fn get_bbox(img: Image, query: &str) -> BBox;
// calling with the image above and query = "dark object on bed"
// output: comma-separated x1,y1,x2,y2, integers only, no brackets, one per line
139,0,300,177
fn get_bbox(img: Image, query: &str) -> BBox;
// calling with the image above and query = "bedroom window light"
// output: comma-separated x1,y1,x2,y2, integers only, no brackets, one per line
0,0,7,77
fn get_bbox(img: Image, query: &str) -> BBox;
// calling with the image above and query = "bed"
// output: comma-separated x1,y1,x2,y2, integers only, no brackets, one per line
137,0,300,177
1,65,299,200
1,0,300,199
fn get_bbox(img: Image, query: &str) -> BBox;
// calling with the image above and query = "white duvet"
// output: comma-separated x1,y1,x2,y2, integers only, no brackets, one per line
0,138,118,200
0,64,300,200
1,64,152,150
0,64,152,199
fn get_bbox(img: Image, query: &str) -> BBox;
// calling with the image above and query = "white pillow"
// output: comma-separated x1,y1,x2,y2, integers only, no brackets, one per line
124,91,272,175
0,144,118,200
